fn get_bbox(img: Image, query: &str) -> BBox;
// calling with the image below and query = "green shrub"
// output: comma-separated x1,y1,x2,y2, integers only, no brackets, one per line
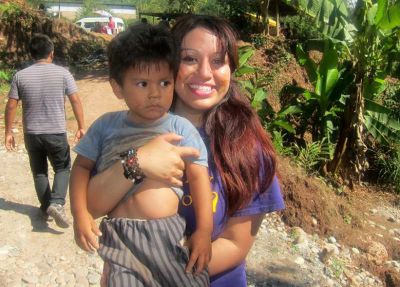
376,147,400,193
271,130,293,156
293,139,331,174
250,34,268,48
281,14,323,43
380,82,400,119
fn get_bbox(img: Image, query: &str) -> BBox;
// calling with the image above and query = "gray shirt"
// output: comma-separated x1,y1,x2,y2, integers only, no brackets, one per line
8,62,78,134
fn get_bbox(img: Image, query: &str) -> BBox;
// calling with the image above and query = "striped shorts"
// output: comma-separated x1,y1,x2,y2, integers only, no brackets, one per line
98,214,209,287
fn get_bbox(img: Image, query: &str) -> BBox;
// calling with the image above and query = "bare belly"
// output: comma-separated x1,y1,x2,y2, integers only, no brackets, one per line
108,179,179,220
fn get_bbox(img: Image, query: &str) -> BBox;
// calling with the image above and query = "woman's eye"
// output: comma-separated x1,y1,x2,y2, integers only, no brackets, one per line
160,80,171,87
181,55,196,63
212,58,224,65
137,81,147,87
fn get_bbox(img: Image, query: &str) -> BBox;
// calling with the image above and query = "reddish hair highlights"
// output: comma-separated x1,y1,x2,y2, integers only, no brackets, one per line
172,15,276,216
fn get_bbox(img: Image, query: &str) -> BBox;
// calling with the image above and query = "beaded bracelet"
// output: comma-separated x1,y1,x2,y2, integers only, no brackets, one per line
120,148,146,183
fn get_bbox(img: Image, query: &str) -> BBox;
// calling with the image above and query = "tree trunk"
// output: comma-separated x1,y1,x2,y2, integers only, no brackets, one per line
328,75,368,184
276,0,279,36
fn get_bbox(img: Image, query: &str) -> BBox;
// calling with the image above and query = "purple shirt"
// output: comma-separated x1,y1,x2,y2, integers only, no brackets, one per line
178,131,285,287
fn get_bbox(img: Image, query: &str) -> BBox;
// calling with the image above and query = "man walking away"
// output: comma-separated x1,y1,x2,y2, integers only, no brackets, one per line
4,33,85,228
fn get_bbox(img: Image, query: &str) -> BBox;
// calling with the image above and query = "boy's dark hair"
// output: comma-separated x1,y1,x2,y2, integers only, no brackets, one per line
29,34,54,60
108,23,177,85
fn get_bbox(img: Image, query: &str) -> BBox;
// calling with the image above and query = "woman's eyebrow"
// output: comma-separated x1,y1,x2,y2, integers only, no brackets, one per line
180,47,196,52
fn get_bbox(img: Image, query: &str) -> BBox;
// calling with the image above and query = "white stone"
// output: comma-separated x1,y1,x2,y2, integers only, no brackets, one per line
328,236,337,244
294,256,305,265
370,208,378,214
312,217,318,226
87,271,101,285
22,275,39,284
351,248,360,254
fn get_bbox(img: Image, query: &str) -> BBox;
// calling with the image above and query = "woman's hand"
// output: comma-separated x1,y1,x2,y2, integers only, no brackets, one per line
87,133,200,218
137,133,200,187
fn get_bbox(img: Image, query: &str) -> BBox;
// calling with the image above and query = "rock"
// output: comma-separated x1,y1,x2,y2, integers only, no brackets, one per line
319,244,339,263
370,208,378,214
290,227,307,244
387,216,397,223
312,217,318,226
389,228,400,237
294,256,305,265
87,271,101,285
366,241,388,265
377,225,386,230
351,247,360,255
328,236,337,244
0,245,18,258
22,275,39,284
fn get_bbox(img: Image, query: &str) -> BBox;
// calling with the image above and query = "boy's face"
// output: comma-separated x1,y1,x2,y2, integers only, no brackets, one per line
111,62,174,124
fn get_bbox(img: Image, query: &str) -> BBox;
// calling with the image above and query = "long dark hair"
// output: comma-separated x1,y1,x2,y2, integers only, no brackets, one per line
172,15,276,216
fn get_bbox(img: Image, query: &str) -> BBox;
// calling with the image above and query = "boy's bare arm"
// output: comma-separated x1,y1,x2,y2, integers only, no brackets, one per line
70,155,94,216
70,155,101,251
184,163,213,274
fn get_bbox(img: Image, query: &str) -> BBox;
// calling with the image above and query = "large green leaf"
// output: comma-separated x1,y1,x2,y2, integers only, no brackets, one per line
318,46,339,97
278,105,303,117
363,77,386,100
235,65,257,77
364,99,400,145
238,46,255,68
296,44,318,84
365,112,400,145
272,120,296,133
378,1,400,30
251,89,267,109
365,98,392,114
374,0,388,25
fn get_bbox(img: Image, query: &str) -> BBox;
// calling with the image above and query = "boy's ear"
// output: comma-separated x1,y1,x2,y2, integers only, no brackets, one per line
110,79,124,99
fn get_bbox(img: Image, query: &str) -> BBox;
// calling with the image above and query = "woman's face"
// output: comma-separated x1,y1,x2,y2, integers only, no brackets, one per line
174,27,231,121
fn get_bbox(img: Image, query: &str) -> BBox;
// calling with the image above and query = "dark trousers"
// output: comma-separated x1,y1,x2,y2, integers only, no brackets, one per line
24,133,71,211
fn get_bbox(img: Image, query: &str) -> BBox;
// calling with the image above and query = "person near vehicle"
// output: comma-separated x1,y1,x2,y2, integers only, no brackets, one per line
87,15,285,286
70,23,212,286
108,16,115,34
4,33,85,228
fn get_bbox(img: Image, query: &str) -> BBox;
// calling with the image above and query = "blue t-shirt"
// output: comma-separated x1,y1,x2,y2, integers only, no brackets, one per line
74,111,208,198
178,130,284,287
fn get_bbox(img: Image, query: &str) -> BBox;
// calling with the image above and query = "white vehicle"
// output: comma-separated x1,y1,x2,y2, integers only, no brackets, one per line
75,16,125,34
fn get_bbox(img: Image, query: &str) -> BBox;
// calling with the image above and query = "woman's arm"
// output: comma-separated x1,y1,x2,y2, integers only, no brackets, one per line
87,133,200,218
208,214,264,276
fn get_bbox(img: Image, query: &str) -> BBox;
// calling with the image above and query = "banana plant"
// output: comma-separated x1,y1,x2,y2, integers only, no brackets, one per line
280,40,350,151
283,0,400,178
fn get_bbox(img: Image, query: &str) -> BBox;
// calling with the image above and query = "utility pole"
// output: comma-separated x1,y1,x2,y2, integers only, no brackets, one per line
58,0,61,18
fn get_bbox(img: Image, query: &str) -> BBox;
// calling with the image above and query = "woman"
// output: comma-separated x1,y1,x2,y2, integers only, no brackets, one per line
87,15,284,286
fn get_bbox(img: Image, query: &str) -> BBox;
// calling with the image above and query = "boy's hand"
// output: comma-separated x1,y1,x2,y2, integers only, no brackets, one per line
185,229,212,275
73,211,102,252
